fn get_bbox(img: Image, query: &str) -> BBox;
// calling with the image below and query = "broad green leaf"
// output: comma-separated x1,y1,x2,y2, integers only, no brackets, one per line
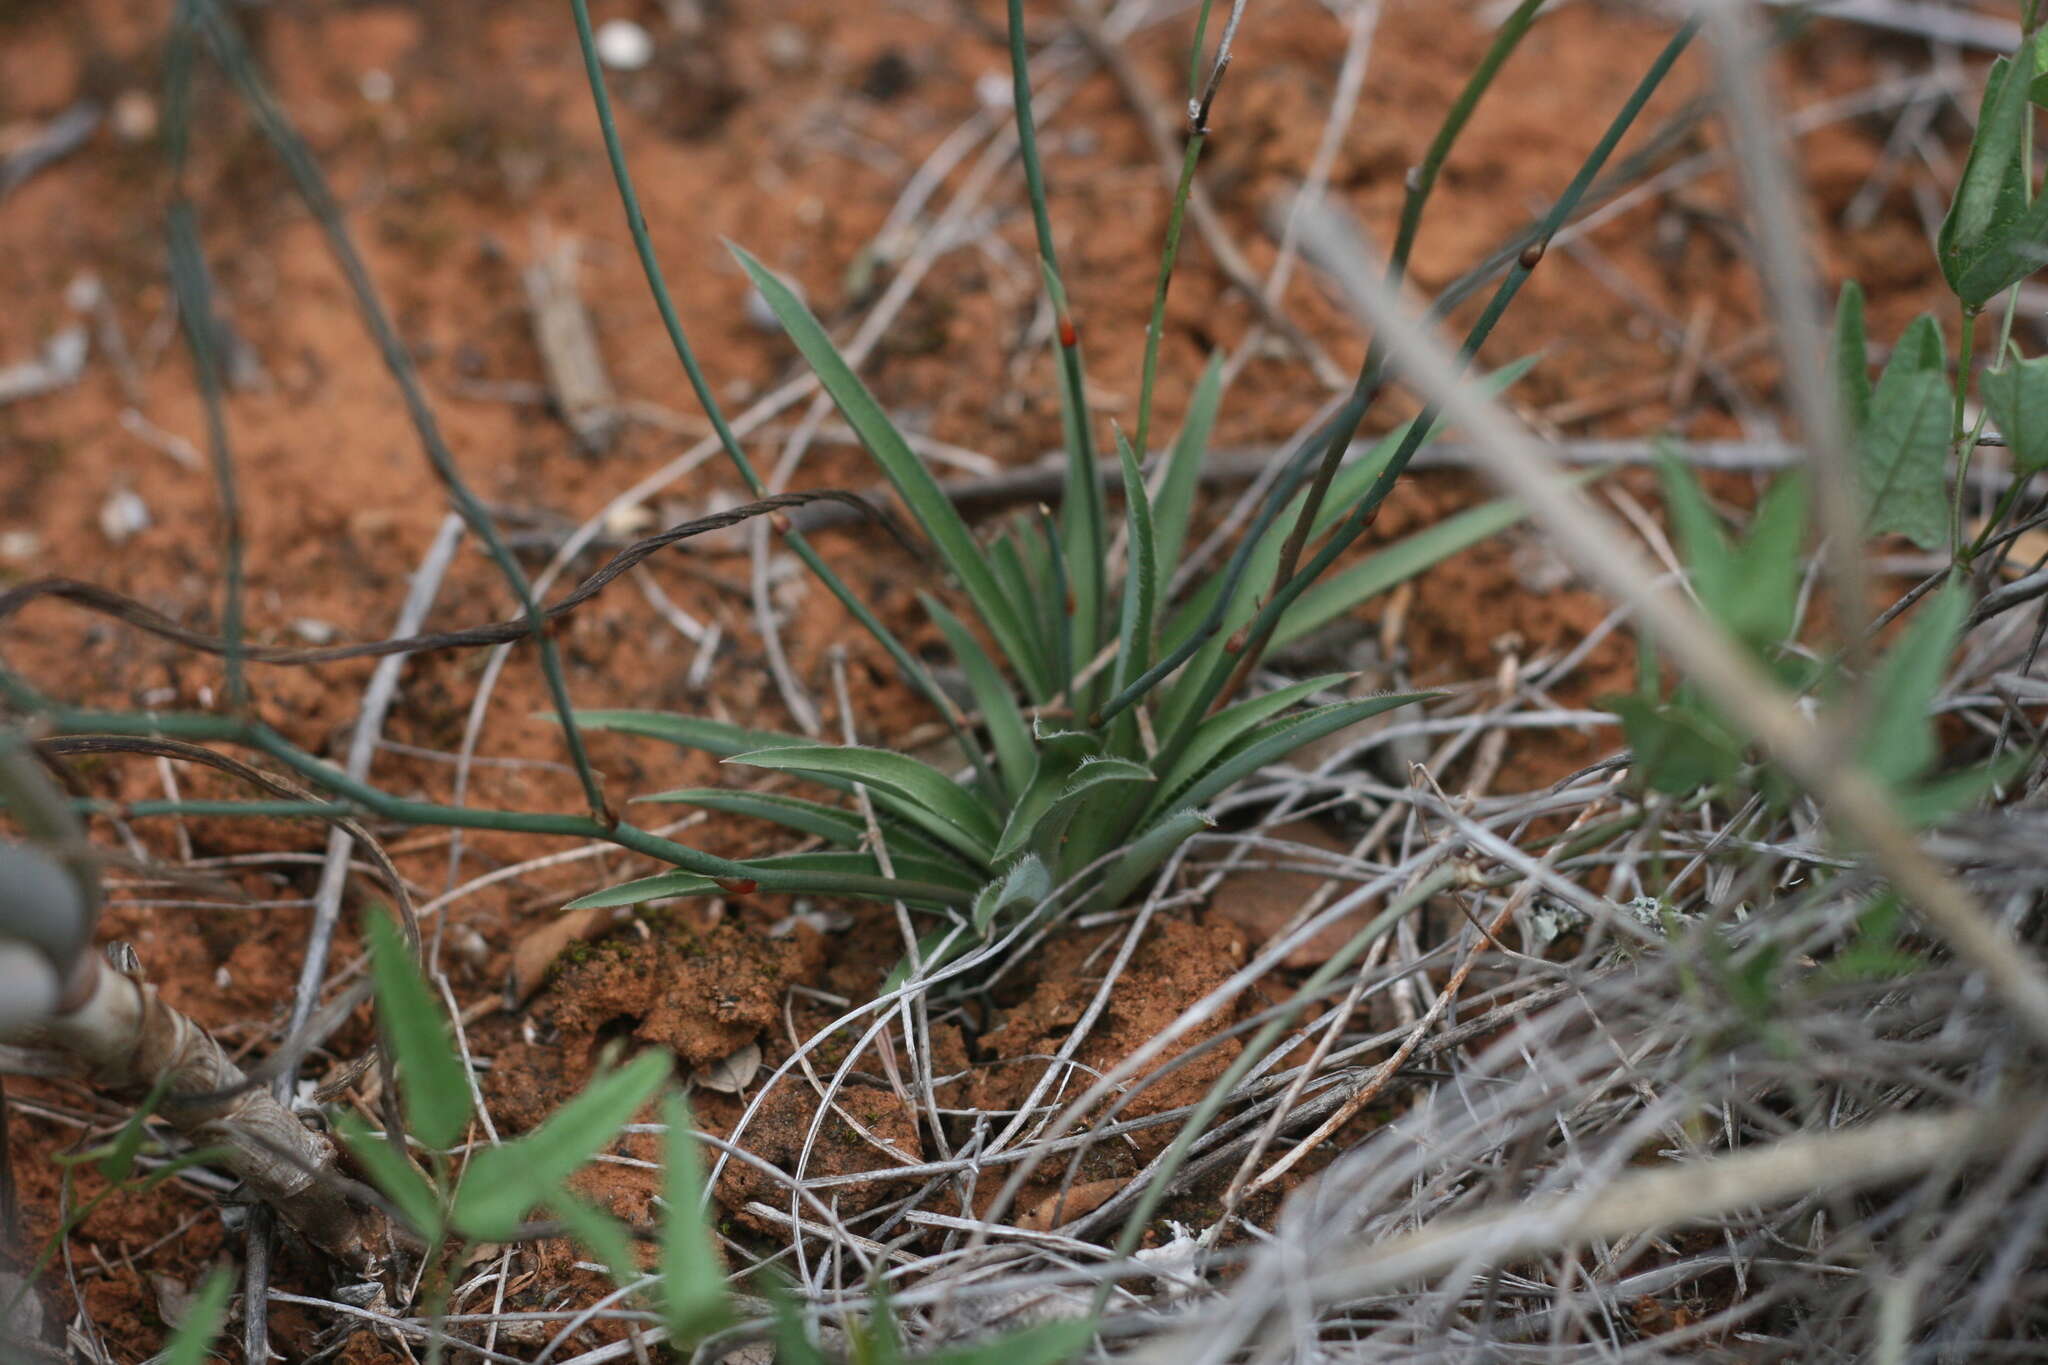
1862,317,1951,550
1859,582,1967,787
1604,693,1743,795
1834,281,1871,437
1939,39,2044,305
554,1193,641,1291
335,1110,444,1239
726,746,1001,861
1092,805,1212,911
1819,894,1923,984
1146,693,1433,823
658,1095,734,1345
1979,355,2048,475
1155,673,1350,807
366,911,472,1151
1152,352,1224,575
1894,753,2021,828
927,1317,1098,1365
563,850,984,911
454,1050,670,1240
1114,429,1159,691
973,854,1052,933
733,247,1046,694
1659,453,1738,608
925,596,1036,804
162,1269,233,1365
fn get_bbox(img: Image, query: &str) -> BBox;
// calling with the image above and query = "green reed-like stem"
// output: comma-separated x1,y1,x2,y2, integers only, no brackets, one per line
565,0,999,792
189,0,612,823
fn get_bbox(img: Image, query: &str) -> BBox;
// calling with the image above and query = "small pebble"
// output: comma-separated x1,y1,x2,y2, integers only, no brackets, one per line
98,488,151,544
359,68,396,104
595,19,655,72
291,618,338,644
111,90,157,142
0,530,39,562
763,23,810,71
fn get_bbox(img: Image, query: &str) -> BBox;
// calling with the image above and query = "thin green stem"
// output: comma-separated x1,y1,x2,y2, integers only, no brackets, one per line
1008,0,1106,708
1131,133,1206,482
565,0,996,789
191,0,611,823
1386,0,1547,283
1169,20,1699,748
45,707,970,906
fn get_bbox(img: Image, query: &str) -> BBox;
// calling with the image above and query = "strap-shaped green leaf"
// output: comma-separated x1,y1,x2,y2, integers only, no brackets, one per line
1152,352,1224,575
570,710,814,760
1032,756,1153,872
1092,805,1213,912
726,745,1001,860
1114,430,1159,692
732,246,1042,677
565,849,984,911
1155,673,1350,809
454,1049,670,1240
1145,693,1433,825
1271,485,1576,651
924,596,1036,805
366,911,472,1151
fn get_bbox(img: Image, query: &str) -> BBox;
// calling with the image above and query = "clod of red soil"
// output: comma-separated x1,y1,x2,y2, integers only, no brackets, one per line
485,920,824,1130
712,1074,925,1225
973,915,1250,1149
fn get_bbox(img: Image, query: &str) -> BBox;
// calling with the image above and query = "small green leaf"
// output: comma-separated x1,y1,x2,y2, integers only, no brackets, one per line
733,246,1046,693
454,1050,670,1240
1860,582,1968,788
925,596,1036,804
366,911,472,1151
658,1095,734,1345
1604,693,1743,795
1979,355,2048,476
161,1269,233,1365
764,1273,828,1365
1152,352,1224,575
1939,38,2045,305
1834,281,1871,437
95,1076,172,1183
727,745,1001,860
1861,317,1951,550
335,1110,444,1239
972,854,1051,933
